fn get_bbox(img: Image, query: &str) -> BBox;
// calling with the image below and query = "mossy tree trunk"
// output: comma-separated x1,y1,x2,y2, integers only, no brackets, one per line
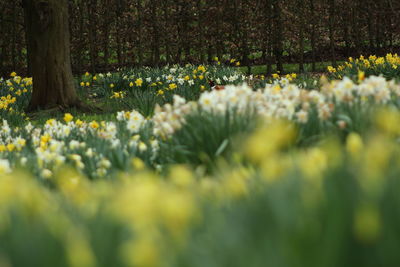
22,0,81,111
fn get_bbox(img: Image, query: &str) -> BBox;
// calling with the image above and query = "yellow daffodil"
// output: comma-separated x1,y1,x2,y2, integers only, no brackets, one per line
64,113,74,123
135,78,143,87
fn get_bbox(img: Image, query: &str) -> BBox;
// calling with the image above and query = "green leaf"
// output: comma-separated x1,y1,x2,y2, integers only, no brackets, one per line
215,139,229,157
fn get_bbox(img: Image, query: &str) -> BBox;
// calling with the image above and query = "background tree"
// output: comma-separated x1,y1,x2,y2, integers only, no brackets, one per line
327,0,337,67
272,0,284,73
22,0,82,111
1,0,400,77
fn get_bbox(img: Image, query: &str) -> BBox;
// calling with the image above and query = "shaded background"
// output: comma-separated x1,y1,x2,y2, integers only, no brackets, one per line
1,0,399,76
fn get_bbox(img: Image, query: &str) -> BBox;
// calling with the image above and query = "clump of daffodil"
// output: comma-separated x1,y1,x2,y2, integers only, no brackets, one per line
329,53,400,81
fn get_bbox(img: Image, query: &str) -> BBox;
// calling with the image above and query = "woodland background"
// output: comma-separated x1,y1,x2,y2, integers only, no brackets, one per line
1,0,399,76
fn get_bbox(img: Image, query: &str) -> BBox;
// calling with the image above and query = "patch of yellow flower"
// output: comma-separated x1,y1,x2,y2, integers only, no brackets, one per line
328,53,400,80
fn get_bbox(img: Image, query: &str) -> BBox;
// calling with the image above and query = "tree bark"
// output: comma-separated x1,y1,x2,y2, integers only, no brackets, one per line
150,0,160,66
366,3,375,54
297,0,305,73
75,1,85,73
240,0,251,74
197,0,206,63
308,0,317,72
23,0,81,111
86,0,98,74
272,0,283,73
341,0,351,58
116,0,124,65
11,5,17,72
162,0,172,64
136,0,143,65
102,0,111,66
328,0,337,67
0,8,4,75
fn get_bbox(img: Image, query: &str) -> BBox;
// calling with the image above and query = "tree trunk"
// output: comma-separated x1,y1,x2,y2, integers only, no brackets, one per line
116,0,124,65
297,0,305,73
267,42,273,75
136,0,143,65
86,0,98,74
73,4,86,72
375,2,381,50
328,0,337,67
264,0,273,75
181,1,191,63
23,0,81,111
11,5,17,72
215,0,223,61
1,38,8,77
197,0,206,63
0,44,3,77
272,0,284,73
101,0,111,67
351,1,362,56
0,9,4,76
207,45,213,63
162,0,172,64
309,0,317,72
342,1,351,59
366,7,375,54
150,0,160,66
